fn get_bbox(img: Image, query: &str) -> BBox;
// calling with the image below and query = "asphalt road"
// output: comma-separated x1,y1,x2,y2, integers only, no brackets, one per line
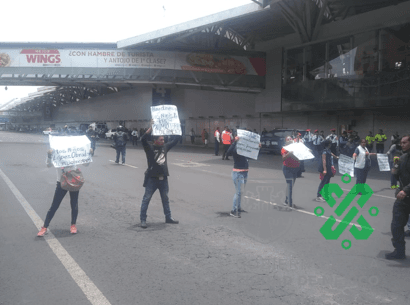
0,132,409,305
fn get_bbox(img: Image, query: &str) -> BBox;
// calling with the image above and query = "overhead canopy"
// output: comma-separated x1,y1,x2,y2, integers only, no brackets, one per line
117,0,410,52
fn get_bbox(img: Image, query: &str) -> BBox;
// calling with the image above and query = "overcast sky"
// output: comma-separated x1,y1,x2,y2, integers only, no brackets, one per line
0,0,252,108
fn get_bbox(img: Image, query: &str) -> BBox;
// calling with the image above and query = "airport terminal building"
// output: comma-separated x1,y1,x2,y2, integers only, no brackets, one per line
1,0,410,140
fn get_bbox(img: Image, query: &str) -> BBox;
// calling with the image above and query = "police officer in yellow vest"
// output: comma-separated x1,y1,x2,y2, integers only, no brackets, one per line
365,131,375,152
374,129,387,154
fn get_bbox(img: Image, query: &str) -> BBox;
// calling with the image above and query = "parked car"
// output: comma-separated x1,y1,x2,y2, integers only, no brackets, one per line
260,129,307,154
43,128,59,135
105,128,117,139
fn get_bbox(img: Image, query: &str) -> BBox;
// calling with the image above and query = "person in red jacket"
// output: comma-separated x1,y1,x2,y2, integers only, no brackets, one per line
281,136,300,208
221,127,233,160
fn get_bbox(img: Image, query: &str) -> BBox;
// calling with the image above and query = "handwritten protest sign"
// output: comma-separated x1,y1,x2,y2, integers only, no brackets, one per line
339,154,355,177
236,129,261,160
49,135,92,168
377,154,390,171
151,105,182,136
283,142,314,160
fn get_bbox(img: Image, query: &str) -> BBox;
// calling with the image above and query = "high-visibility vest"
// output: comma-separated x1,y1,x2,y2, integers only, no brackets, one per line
222,132,231,144
214,130,219,137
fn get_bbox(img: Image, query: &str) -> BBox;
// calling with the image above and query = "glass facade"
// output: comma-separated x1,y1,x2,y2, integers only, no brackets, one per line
282,23,410,111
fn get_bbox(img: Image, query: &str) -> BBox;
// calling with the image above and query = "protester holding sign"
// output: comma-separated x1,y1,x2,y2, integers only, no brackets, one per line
139,119,180,228
353,139,377,189
226,136,261,217
236,129,261,160
150,105,182,136
37,135,93,237
281,137,300,208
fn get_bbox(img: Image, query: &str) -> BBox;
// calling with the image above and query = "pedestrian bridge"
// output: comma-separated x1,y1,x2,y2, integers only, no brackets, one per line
0,42,265,90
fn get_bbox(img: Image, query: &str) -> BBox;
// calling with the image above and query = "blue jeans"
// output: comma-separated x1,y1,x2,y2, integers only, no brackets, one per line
140,177,172,221
215,140,219,155
355,167,370,194
115,146,126,163
231,171,248,212
317,173,332,198
283,166,299,206
44,182,79,228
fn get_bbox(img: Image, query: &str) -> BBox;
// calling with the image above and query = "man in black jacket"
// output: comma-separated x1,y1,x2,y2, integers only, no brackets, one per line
140,119,180,228
386,135,410,259
86,125,97,156
113,126,128,165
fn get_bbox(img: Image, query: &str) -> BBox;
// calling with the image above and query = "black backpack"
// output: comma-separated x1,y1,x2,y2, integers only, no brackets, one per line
115,132,127,146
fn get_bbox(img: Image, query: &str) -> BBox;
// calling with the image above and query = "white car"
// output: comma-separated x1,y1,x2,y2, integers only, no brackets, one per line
43,129,58,135
105,129,117,139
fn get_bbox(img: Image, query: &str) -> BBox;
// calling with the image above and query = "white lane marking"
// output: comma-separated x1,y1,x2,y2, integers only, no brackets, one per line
172,161,210,167
109,160,138,168
243,196,372,230
198,169,283,184
0,168,111,305
341,188,395,200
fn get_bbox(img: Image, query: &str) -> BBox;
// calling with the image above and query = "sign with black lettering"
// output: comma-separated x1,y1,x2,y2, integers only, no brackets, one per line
49,135,92,167
236,129,261,160
339,154,355,177
151,105,182,136
377,154,390,171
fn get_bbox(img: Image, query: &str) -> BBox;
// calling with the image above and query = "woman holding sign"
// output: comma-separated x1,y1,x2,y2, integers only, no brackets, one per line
281,136,300,208
226,136,262,217
37,139,93,237
353,139,377,188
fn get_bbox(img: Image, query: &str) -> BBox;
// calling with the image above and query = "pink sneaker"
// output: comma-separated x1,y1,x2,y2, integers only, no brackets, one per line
37,227,47,237
70,224,77,234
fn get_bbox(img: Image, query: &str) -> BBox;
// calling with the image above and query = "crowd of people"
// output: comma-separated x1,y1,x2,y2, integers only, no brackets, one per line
36,122,410,261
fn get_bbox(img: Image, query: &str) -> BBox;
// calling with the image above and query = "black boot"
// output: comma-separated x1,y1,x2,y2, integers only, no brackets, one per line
385,249,406,260
166,218,179,224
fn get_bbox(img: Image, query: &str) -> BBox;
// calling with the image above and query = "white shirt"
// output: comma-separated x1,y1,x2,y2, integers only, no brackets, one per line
312,135,324,145
326,134,338,144
354,145,370,169
214,130,220,142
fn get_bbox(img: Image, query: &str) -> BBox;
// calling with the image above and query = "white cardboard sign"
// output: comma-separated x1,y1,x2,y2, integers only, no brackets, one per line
283,142,314,160
377,154,390,171
151,105,182,136
339,154,355,177
49,135,92,168
236,129,261,160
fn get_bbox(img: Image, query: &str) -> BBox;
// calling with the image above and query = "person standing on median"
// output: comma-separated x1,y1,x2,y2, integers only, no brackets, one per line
139,119,180,228
226,136,262,217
